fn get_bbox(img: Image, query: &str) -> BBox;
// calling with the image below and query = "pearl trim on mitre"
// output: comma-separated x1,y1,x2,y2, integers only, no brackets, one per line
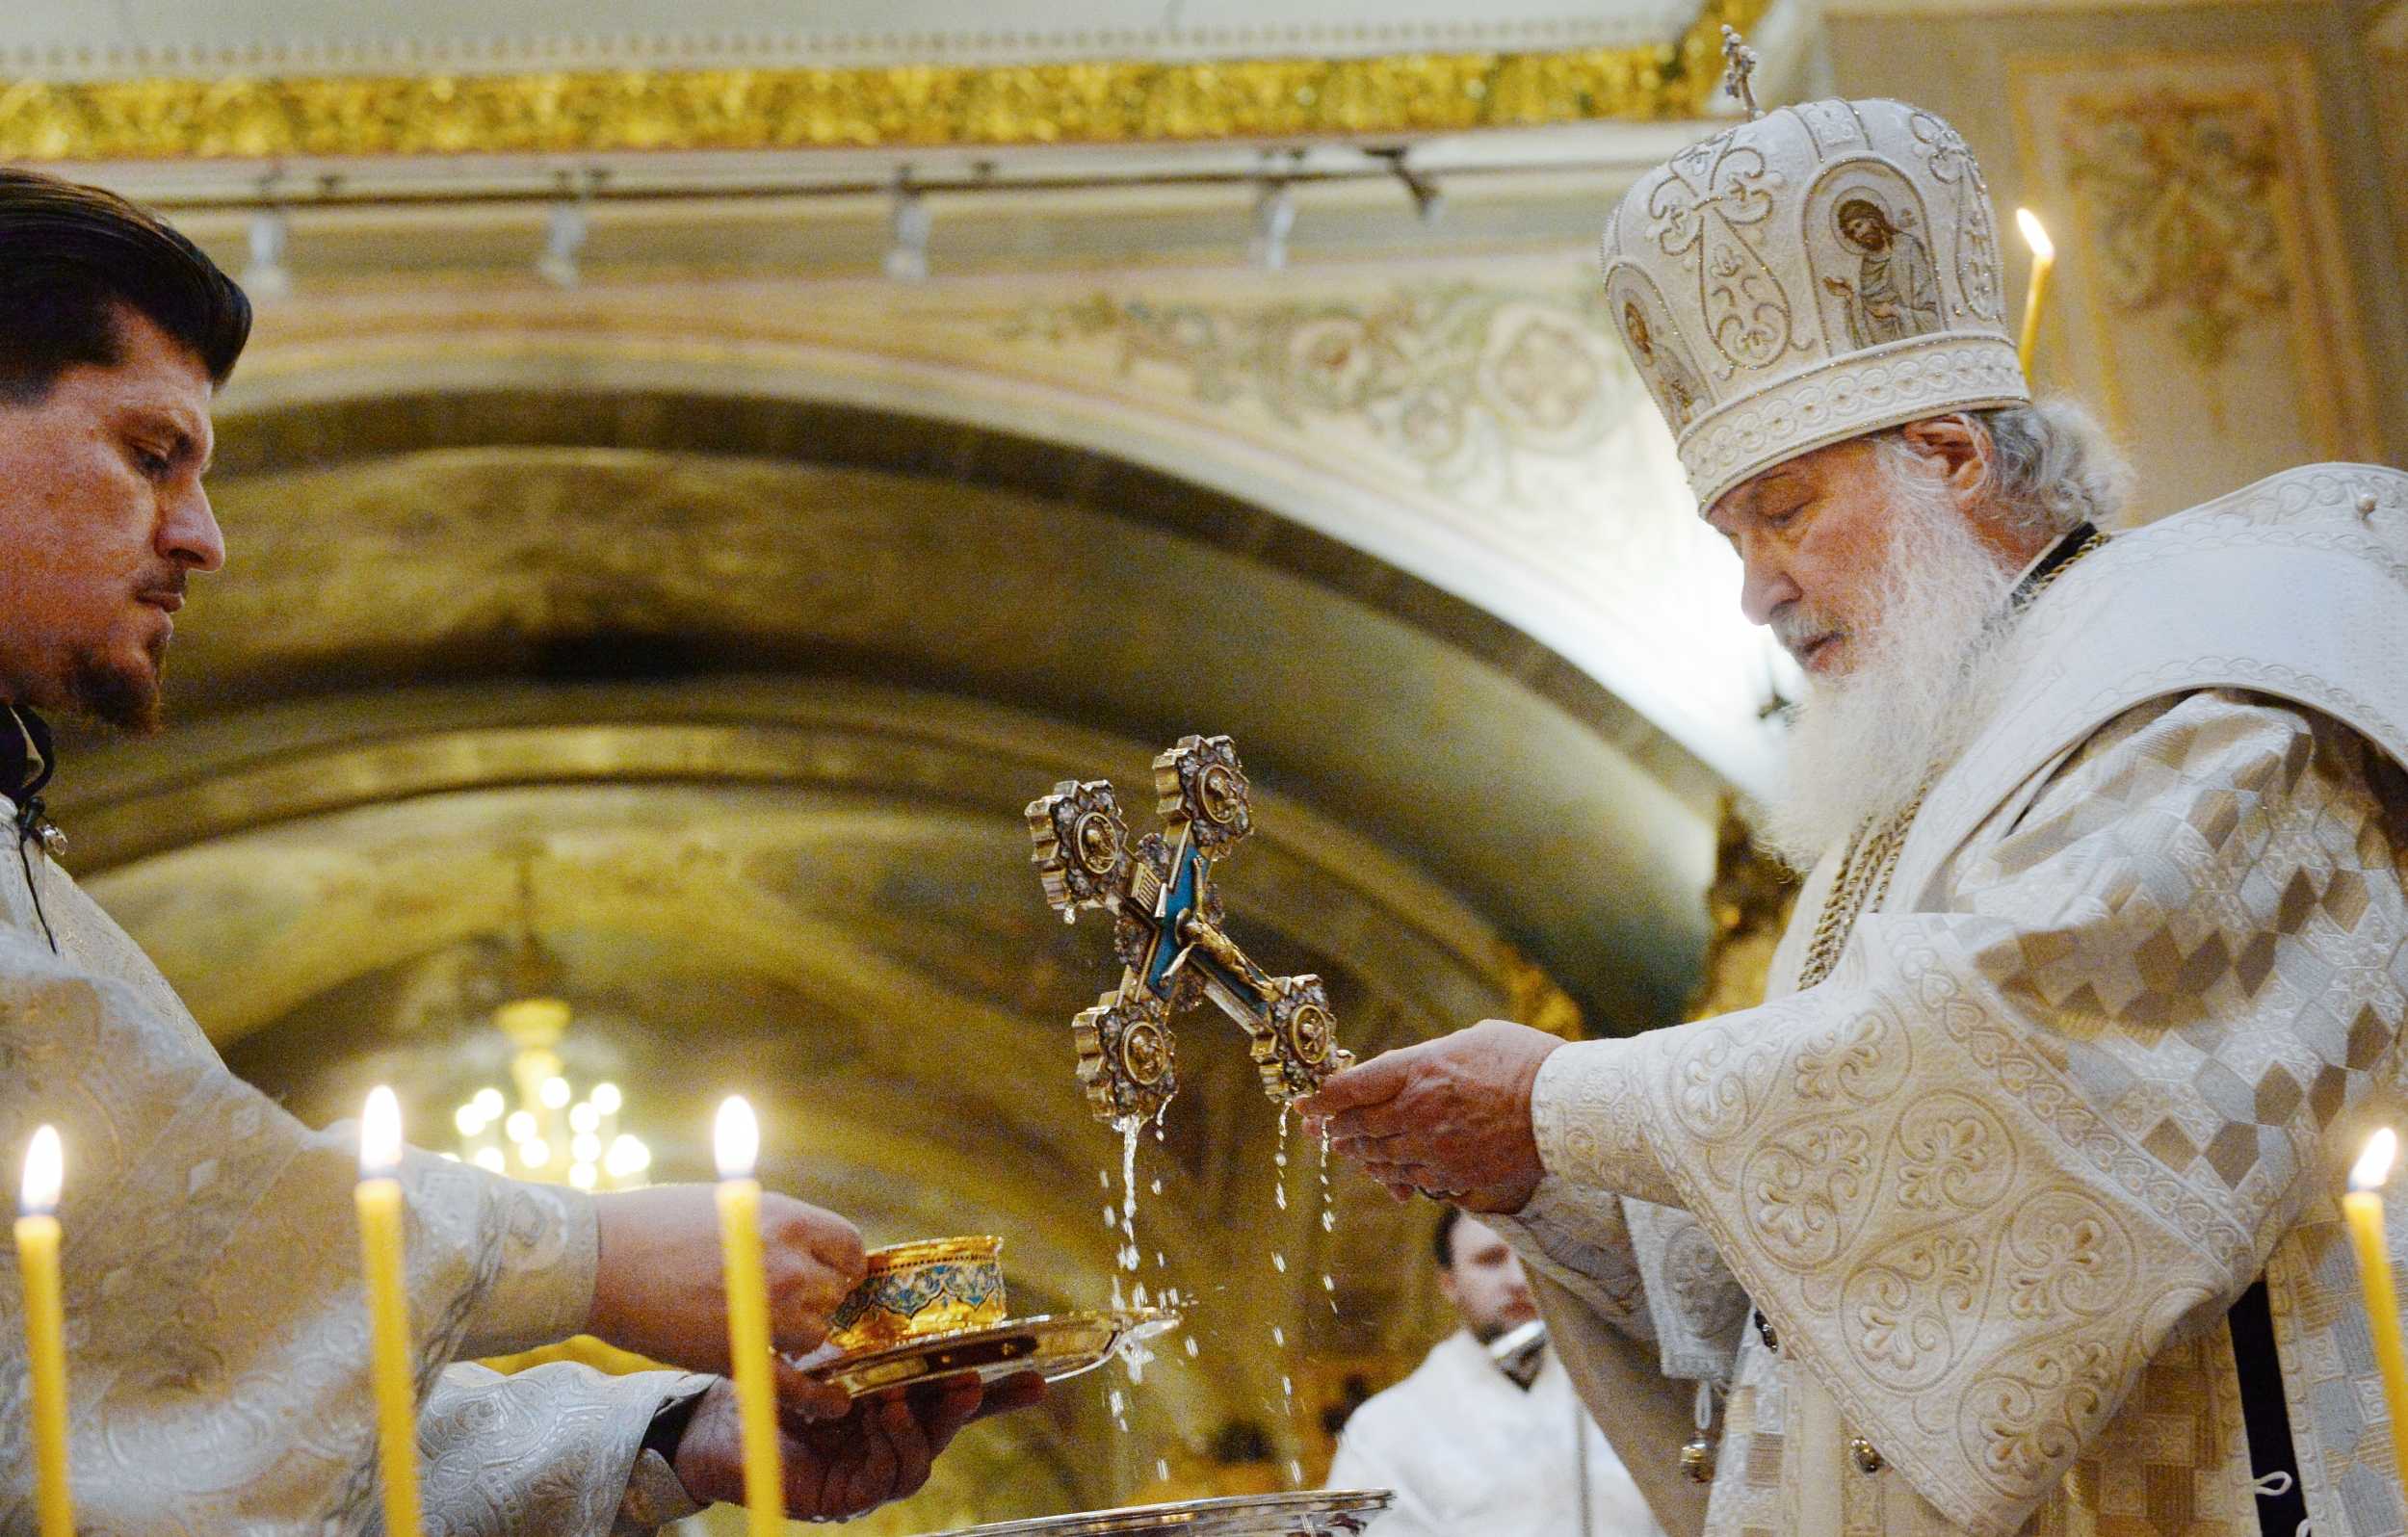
1681,331,2029,509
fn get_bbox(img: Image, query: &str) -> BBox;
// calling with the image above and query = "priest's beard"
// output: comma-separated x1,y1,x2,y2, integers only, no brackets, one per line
65,641,166,736
1762,468,2020,868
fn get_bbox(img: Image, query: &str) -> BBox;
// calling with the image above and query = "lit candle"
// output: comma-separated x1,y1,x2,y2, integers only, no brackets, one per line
356,1087,425,1537
2014,207,2055,381
715,1096,785,1534
15,1126,73,1537
2343,1128,2408,1485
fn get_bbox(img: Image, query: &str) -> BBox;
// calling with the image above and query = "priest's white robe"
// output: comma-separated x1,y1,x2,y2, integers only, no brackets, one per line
0,803,711,1531
1326,1330,1663,1537
1493,464,2408,1537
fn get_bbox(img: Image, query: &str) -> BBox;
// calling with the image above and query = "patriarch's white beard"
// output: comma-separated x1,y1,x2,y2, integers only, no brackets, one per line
1760,481,2021,869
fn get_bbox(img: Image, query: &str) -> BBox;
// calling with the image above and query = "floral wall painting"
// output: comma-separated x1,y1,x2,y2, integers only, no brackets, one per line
2012,47,2379,515
997,282,1634,502
2062,89,2290,369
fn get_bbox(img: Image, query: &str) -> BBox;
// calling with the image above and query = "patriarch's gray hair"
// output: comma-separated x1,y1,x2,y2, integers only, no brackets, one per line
1873,399,2132,536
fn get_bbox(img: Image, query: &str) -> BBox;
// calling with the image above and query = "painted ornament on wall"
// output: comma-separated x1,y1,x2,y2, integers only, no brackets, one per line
2063,89,2291,368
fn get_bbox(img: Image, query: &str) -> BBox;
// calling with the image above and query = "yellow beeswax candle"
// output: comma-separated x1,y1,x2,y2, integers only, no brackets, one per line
2343,1128,2408,1487
16,1126,72,1537
2015,208,2055,381
356,1086,425,1537
716,1096,784,1534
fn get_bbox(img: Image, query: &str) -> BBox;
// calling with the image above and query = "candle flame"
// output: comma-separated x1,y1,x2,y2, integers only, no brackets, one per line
361,1085,404,1178
2015,207,2055,263
2354,1128,2398,1193
20,1125,61,1216
715,1096,758,1181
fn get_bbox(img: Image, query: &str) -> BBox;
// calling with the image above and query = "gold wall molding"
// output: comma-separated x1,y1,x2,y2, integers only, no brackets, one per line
0,0,1764,160
1684,795,1798,1019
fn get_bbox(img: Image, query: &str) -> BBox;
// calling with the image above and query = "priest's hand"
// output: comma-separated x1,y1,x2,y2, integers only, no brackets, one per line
589,1185,866,1398
1299,1020,1564,1212
671,1372,1049,1520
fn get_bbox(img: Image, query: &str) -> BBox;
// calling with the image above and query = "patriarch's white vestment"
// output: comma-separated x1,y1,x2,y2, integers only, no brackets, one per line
1497,464,2408,1537
0,801,710,1531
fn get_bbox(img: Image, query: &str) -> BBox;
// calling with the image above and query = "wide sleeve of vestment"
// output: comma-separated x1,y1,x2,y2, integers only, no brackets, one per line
418,1363,714,1535
1519,690,2408,1536
0,879,664,1532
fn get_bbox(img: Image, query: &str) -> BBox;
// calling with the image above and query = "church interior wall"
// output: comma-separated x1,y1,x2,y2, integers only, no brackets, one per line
1827,0,2408,514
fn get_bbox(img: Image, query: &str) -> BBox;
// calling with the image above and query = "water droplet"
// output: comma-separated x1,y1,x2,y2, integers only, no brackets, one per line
1150,1178,1163,1196
1288,1458,1304,1485
1117,1116,1144,1276
1275,1184,1287,1210
1120,1326,1156,1384
1185,1337,1200,1357
1322,1274,1336,1292
1156,1458,1171,1482
1100,1169,1112,1189
1271,1326,1286,1347
1272,1252,1287,1273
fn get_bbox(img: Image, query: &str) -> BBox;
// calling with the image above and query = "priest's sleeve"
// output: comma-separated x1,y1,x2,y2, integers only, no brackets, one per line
416,1362,714,1535
0,909,702,1532
1516,690,2408,1535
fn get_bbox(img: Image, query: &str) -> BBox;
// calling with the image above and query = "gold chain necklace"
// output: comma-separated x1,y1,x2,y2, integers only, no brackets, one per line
1793,528,2108,990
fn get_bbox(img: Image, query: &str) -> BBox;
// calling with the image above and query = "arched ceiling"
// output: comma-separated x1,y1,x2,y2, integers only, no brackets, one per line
72,391,1720,1027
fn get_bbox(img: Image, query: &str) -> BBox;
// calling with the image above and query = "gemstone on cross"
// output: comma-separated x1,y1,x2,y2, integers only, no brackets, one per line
1026,735,1351,1124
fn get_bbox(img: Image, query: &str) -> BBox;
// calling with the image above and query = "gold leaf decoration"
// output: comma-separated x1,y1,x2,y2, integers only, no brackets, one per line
0,0,1767,160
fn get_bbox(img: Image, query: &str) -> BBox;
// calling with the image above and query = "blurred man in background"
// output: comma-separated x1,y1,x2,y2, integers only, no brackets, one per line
1328,1209,1662,1536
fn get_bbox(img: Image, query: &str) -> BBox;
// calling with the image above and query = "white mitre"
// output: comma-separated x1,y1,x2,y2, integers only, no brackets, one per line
1604,54,2029,508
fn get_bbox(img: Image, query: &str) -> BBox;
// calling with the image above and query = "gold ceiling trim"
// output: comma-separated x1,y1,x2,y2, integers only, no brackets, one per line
0,0,1763,161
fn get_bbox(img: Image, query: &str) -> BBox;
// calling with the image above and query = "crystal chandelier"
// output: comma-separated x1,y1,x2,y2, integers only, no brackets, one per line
449,858,652,1191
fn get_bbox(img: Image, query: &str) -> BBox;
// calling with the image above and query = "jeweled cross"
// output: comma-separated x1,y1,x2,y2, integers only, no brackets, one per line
1026,735,1351,1124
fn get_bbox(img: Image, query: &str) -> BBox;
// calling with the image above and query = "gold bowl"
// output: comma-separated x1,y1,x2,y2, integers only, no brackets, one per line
829,1236,1008,1354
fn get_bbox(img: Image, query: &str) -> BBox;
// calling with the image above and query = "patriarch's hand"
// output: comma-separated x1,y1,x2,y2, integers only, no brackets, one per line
1298,1019,1563,1213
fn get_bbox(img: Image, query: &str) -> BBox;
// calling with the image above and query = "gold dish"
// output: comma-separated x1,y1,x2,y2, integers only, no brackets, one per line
799,1308,1178,1398
926,1489,1394,1535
